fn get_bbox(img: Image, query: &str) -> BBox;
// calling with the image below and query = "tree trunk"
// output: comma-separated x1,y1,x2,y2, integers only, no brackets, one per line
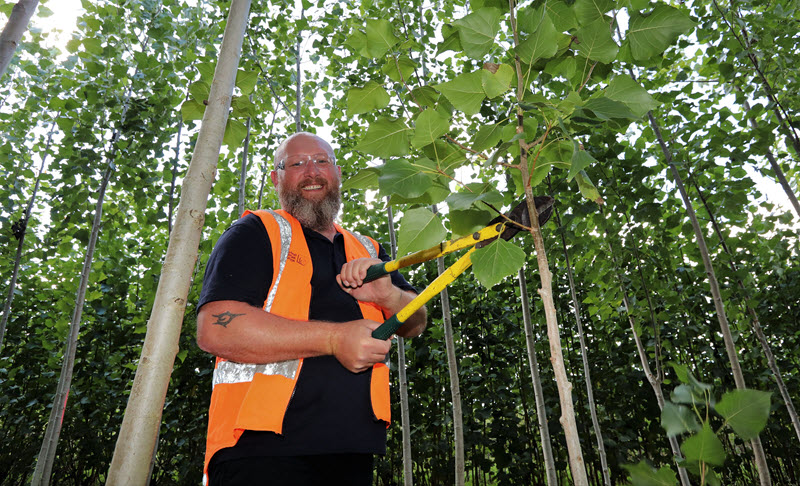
647,112,772,486
737,92,800,218
106,2,252,483
0,0,40,80
687,169,800,442
31,164,114,485
553,206,611,486
237,112,252,215
294,7,304,132
387,202,415,486
604,225,692,486
0,115,55,352
509,2,587,482
517,268,558,486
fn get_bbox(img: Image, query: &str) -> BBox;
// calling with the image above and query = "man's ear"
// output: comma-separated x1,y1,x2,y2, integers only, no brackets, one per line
270,170,278,187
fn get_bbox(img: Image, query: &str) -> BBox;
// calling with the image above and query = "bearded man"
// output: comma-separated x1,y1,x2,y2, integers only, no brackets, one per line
196,132,427,486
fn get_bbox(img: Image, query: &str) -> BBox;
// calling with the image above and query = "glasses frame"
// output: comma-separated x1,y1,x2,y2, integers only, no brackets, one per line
276,153,337,171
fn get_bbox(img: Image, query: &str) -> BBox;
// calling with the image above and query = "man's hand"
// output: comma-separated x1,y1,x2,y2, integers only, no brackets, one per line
329,319,391,373
337,258,402,310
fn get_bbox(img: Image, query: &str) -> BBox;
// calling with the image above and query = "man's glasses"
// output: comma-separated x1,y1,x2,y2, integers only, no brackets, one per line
276,153,336,171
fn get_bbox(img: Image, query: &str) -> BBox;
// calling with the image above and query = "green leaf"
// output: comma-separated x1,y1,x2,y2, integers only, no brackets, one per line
342,167,379,191
546,0,578,31
180,99,206,121
355,117,412,157
661,402,702,437
378,159,433,198
473,123,504,152
715,389,771,440
681,424,726,466
438,23,463,54
574,170,603,204
583,97,638,120
568,142,597,181
575,19,618,63
481,64,513,99
449,208,494,236
196,62,217,82
83,38,103,56
382,55,417,83
669,362,690,383
471,239,526,288
346,81,391,116
231,96,257,119
346,29,370,57
445,183,503,211
627,5,696,61
517,15,558,65
366,18,401,58
422,140,468,175
235,69,258,95
223,118,247,147
397,208,447,255
411,86,440,107
411,109,451,148
605,75,657,117
622,461,679,486
436,70,485,116
188,81,210,102
574,0,616,25
453,8,502,59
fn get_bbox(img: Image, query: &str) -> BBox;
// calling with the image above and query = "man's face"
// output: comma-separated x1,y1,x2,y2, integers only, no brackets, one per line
270,134,342,232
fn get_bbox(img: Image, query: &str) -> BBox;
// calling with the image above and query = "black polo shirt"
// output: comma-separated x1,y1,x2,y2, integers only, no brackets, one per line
198,213,414,464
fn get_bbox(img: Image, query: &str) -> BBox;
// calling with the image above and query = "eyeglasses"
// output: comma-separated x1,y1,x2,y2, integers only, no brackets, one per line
276,153,337,171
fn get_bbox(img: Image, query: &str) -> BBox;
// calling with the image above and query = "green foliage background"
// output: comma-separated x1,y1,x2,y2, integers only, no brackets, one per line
1,0,798,484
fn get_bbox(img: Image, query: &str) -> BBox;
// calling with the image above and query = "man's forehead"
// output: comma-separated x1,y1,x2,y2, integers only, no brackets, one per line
283,134,334,155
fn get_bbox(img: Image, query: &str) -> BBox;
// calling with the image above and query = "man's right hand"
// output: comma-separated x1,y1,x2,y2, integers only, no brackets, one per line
329,319,392,373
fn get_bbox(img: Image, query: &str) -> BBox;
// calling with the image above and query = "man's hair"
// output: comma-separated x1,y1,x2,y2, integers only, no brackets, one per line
273,131,327,169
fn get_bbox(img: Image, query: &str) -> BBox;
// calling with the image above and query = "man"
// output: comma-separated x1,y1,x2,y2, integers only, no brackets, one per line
196,132,427,485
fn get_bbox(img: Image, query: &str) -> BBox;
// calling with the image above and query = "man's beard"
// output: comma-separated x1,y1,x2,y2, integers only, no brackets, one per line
278,176,341,232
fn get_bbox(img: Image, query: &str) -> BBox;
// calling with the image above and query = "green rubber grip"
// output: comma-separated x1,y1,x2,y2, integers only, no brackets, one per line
363,262,390,284
372,314,402,340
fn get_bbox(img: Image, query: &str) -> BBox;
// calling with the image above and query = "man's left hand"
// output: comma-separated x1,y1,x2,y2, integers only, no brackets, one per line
337,258,401,311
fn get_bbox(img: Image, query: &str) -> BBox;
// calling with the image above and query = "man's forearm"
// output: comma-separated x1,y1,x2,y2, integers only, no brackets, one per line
382,289,427,338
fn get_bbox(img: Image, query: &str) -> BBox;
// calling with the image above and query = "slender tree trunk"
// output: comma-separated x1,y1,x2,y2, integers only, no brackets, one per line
167,116,184,235
0,115,56,352
603,225,692,486
553,206,611,486
386,202,414,486
517,268,558,486
647,112,772,485
0,0,39,80
737,92,800,218
432,205,465,486
687,170,800,442
256,111,277,208
237,112,252,215
508,2,587,482
106,2,251,483
294,7,303,132
31,164,115,486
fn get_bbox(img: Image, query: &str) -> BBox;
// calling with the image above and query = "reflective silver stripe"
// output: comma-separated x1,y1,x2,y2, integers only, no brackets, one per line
352,232,377,258
265,210,292,312
213,359,300,388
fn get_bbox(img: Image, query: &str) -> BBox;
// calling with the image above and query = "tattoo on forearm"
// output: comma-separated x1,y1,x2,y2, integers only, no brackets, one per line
212,311,244,328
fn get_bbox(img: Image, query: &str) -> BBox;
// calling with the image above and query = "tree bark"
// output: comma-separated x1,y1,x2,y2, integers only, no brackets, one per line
237,113,252,215
0,115,55,352
553,206,611,486
387,202,415,486
0,0,40,80
687,169,800,442
604,225,692,486
106,2,252,483
31,164,114,485
517,268,558,486
647,112,772,486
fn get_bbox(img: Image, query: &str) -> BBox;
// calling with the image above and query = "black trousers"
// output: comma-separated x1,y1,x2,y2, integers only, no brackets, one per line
208,454,374,486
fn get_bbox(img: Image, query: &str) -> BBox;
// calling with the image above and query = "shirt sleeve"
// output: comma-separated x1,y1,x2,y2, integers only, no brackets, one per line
197,214,274,311
377,243,417,294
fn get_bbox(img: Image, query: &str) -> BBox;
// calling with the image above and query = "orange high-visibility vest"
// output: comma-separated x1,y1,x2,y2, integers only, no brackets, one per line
203,209,391,479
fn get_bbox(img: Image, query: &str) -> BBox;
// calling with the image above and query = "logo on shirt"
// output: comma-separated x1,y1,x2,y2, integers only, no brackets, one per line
287,251,307,266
